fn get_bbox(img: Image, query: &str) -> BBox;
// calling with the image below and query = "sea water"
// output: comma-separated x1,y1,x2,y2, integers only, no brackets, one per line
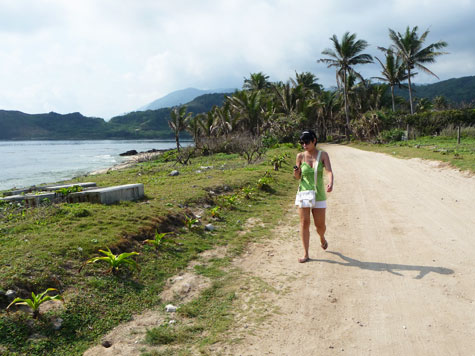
0,140,187,191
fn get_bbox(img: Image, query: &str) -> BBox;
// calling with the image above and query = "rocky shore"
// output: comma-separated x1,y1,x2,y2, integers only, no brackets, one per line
90,148,170,175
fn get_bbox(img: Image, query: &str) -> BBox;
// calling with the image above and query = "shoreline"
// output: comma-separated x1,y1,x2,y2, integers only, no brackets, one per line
89,150,168,175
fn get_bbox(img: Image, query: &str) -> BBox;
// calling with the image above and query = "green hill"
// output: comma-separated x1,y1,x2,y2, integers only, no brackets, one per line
0,92,230,140
394,76,475,104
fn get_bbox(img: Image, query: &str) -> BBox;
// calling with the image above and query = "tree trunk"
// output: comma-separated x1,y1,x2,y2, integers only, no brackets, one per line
391,85,396,112
457,125,461,144
343,71,351,140
407,68,414,115
175,133,180,152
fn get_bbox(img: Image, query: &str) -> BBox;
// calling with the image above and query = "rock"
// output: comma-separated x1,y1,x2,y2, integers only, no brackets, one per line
181,283,191,293
119,150,138,156
195,170,202,173
102,340,112,348
165,304,177,312
200,166,213,170
52,318,63,330
169,170,179,176
5,290,17,301
169,319,176,325
205,224,215,231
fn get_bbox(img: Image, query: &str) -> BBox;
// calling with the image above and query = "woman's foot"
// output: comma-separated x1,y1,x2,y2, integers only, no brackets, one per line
321,239,328,250
298,256,310,263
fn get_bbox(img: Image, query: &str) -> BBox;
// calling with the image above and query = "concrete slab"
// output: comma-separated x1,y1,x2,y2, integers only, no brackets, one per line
43,182,97,191
2,182,97,196
67,184,144,205
0,193,56,207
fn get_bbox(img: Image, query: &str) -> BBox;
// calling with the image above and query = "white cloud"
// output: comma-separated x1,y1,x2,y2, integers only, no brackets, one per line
0,0,473,118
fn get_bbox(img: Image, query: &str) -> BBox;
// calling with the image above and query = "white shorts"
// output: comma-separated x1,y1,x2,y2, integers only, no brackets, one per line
295,198,327,209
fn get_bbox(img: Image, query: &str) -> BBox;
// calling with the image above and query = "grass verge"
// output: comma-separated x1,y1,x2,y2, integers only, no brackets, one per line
0,146,297,355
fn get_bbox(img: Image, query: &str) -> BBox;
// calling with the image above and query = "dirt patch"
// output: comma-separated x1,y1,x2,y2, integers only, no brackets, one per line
160,272,211,304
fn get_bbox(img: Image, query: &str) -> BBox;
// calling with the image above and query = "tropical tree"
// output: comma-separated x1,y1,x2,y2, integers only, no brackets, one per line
243,72,271,91
384,26,448,114
374,49,409,111
227,90,266,135
319,32,373,139
168,106,191,152
294,71,322,93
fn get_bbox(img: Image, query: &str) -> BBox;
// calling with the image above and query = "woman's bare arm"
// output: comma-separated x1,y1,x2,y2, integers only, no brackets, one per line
294,153,303,179
322,152,334,192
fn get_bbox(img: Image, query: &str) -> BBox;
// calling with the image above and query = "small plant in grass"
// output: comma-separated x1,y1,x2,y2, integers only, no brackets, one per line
270,153,288,171
82,247,139,274
241,185,255,199
209,206,221,219
256,172,273,191
222,193,239,208
144,231,168,249
184,214,199,230
6,288,62,319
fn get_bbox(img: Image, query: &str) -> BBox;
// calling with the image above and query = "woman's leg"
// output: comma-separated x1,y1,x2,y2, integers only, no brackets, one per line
298,207,311,262
312,208,327,249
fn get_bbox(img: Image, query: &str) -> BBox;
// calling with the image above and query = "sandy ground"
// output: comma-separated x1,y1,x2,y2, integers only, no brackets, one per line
84,144,475,355
221,144,475,356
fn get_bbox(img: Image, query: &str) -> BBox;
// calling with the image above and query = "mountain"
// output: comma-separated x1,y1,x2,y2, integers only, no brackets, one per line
0,110,108,140
0,92,230,140
138,87,236,111
393,76,475,104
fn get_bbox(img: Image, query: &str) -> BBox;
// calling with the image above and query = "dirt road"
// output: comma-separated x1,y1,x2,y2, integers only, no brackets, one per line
223,144,475,356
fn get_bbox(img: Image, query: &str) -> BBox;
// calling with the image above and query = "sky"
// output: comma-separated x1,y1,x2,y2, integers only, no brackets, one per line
0,0,474,119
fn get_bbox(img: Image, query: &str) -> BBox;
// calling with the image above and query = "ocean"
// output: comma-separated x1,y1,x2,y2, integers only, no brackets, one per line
0,140,186,191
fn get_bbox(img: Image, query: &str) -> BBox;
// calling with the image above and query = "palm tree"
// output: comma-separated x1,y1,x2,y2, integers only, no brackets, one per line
294,71,322,93
319,32,373,139
243,72,271,91
385,26,448,114
168,106,191,152
374,49,409,112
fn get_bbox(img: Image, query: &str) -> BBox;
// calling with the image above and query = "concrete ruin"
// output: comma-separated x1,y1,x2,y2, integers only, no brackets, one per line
1,182,145,206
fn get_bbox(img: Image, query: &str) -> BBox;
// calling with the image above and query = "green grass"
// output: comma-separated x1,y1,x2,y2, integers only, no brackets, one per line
350,135,475,173
0,147,297,355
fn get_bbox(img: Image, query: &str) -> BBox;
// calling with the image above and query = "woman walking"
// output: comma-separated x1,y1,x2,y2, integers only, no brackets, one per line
294,130,334,263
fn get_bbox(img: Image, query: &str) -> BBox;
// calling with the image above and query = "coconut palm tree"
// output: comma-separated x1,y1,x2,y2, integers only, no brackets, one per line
319,32,373,139
294,71,322,93
374,49,409,112
243,72,271,91
168,106,191,152
384,26,448,114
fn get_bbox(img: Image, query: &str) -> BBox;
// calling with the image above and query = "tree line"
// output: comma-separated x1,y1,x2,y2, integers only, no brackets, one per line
168,26,474,156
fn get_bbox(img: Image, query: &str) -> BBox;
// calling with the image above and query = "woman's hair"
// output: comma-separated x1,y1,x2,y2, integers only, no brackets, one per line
299,130,317,143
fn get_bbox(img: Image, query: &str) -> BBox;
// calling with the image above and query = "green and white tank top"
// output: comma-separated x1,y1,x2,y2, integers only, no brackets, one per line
298,152,326,201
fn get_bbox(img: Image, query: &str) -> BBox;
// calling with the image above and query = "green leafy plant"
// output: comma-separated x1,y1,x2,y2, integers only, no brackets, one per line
222,193,239,208
144,231,168,249
241,185,255,199
209,206,221,218
55,186,83,196
6,288,62,319
270,153,289,171
256,172,274,191
184,214,199,230
82,247,139,274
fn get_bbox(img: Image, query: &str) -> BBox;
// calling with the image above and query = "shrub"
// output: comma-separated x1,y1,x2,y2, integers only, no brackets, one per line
378,128,405,143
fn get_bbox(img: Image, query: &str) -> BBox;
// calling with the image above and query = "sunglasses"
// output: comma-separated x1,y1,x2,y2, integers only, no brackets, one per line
299,139,312,145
